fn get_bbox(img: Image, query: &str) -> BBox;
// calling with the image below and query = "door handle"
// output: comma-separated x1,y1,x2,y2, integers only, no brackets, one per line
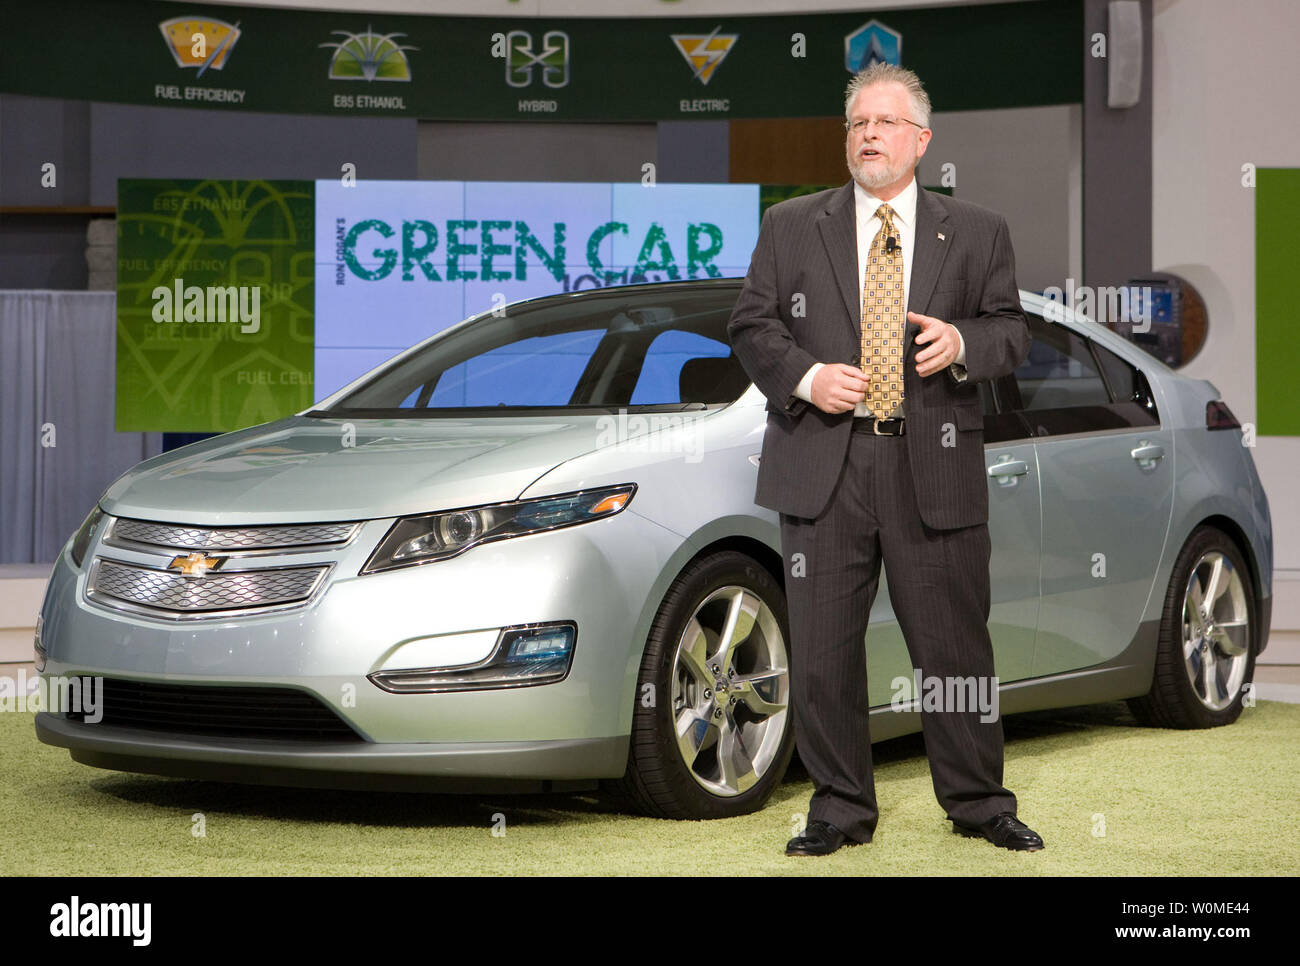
987,456,1029,487
1130,441,1165,467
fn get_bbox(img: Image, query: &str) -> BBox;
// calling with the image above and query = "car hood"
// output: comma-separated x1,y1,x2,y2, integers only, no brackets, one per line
100,414,649,525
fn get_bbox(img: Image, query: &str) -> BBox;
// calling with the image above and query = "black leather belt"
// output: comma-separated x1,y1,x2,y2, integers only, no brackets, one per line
852,416,905,435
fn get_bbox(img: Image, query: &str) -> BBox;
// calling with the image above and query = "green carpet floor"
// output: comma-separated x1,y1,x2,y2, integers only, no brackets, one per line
3,700,1298,876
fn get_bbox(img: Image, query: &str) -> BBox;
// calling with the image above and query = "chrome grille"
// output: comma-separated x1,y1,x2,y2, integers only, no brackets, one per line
110,518,358,553
89,559,328,617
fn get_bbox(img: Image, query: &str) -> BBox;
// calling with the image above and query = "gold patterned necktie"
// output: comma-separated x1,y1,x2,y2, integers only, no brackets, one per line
860,203,904,418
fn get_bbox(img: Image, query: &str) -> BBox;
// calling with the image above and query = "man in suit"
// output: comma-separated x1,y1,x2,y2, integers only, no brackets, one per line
727,63,1043,856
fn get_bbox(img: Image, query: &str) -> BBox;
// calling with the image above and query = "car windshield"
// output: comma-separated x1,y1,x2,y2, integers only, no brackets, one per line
311,284,751,416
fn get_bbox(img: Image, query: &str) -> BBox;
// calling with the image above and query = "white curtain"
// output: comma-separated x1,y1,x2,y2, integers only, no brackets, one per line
0,291,162,563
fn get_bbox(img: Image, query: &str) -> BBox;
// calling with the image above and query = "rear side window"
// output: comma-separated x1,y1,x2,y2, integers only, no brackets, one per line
1003,312,1159,436
1014,315,1110,411
1094,341,1139,403
631,330,734,405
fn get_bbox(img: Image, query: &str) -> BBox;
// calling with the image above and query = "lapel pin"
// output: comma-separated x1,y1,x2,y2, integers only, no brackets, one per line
937,231,946,241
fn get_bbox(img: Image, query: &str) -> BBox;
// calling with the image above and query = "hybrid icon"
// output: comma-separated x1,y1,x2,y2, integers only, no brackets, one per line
506,30,570,88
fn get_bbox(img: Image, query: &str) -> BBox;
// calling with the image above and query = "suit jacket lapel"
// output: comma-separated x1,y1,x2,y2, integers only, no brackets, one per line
903,187,954,364
907,188,953,318
815,182,862,345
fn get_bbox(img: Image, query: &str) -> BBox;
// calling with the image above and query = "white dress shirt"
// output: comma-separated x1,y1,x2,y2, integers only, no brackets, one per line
792,176,967,417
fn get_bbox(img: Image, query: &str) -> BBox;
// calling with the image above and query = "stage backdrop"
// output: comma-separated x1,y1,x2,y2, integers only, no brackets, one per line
117,178,759,432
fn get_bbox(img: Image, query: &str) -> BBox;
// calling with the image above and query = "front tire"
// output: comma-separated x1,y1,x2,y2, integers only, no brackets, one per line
609,550,794,819
1128,526,1257,729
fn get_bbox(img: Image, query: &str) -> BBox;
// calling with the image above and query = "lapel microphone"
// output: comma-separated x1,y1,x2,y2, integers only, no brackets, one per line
885,235,898,255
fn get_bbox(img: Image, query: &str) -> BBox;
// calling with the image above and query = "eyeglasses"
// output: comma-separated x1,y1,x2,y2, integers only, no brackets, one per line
844,115,925,135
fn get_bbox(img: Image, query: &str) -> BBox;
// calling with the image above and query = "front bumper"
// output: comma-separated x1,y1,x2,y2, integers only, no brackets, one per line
35,712,624,791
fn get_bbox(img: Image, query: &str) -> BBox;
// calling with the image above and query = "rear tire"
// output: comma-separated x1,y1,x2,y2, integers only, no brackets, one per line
608,550,794,819
1128,526,1256,729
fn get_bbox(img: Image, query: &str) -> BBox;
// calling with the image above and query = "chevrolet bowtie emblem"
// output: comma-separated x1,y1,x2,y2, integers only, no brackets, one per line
167,552,225,577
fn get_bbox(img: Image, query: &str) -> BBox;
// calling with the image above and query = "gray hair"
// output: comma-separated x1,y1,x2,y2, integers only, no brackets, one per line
844,63,932,130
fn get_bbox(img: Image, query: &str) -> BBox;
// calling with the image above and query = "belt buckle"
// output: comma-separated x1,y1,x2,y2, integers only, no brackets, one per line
873,417,887,436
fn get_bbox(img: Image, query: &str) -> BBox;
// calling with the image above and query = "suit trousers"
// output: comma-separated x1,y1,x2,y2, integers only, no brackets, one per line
779,423,1017,842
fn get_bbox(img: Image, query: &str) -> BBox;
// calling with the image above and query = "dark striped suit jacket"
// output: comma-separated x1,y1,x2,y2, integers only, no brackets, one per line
727,180,1031,530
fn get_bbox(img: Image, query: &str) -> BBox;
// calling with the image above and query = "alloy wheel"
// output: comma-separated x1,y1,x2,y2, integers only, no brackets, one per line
669,585,789,797
1181,550,1250,712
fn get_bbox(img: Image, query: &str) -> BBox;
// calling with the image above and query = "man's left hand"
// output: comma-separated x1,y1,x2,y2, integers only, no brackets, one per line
910,311,959,377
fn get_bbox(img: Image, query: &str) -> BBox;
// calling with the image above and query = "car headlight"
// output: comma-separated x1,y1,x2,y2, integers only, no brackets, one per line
68,506,105,569
361,484,636,574
33,614,46,672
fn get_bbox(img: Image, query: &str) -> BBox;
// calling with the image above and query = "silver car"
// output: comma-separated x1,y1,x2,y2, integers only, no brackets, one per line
35,279,1273,820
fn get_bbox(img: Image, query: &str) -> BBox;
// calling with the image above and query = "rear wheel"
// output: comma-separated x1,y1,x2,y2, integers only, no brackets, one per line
609,550,794,819
1128,526,1256,728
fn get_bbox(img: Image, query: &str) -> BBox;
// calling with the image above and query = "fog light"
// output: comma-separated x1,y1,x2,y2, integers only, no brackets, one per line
369,622,576,693
505,626,573,663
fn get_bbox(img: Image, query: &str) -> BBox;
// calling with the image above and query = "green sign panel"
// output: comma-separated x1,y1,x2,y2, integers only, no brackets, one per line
1256,169,1300,436
3,0,1083,121
115,179,314,432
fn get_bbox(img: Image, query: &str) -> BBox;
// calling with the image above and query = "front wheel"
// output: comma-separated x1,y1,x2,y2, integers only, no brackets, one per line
609,550,794,819
1128,526,1257,729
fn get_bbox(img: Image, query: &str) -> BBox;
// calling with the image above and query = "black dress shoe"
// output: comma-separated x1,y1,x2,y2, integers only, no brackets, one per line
952,812,1044,851
785,819,864,856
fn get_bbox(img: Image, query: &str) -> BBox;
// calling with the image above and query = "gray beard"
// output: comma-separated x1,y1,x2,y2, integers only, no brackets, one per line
849,157,908,190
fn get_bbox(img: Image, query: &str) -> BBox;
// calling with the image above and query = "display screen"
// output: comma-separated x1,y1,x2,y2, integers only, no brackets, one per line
313,180,759,399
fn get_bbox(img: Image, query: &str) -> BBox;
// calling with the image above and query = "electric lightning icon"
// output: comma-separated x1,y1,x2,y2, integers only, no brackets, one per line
671,26,738,86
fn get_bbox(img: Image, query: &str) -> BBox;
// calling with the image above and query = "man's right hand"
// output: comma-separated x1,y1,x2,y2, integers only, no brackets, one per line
810,363,869,414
